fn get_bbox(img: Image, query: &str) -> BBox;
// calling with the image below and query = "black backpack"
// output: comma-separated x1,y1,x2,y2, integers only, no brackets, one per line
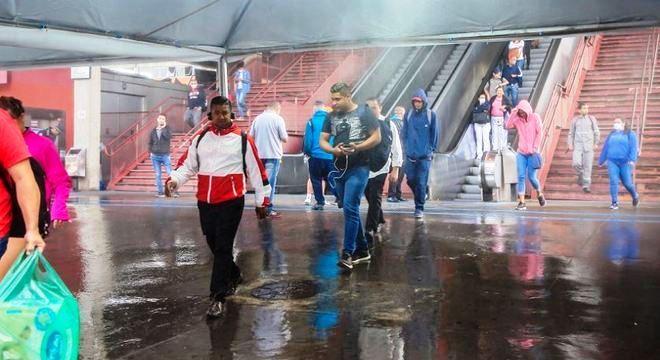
0,158,51,238
370,118,393,172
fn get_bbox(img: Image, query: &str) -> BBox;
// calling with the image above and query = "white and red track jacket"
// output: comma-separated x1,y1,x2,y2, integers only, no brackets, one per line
168,123,271,207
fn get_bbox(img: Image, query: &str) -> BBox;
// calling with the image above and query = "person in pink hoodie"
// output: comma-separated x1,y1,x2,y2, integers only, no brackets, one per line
1,96,71,227
505,100,547,210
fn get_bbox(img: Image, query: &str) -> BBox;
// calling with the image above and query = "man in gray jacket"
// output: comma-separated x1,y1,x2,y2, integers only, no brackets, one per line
568,103,600,193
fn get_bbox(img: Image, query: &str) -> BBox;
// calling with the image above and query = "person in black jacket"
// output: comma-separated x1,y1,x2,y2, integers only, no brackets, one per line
149,114,173,197
472,94,492,159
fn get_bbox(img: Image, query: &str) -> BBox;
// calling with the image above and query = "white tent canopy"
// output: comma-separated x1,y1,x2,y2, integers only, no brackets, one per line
1,0,659,69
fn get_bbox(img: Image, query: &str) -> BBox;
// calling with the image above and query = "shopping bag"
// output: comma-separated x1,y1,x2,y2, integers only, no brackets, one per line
0,251,79,360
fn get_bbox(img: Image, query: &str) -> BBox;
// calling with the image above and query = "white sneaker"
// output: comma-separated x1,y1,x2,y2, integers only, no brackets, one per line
304,195,312,205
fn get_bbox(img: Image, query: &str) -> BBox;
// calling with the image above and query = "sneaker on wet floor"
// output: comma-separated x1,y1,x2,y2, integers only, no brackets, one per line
352,249,371,264
537,194,547,207
173,191,180,198
610,202,619,210
633,196,640,207
207,300,225,318
582,187,591,193
515,202,527,211
387,196,399,203
268,211,281,218
156,192,165,198
337,252,353,270
304,196,312,205
396,197,407,202
414,209,424,219
312,203,324,211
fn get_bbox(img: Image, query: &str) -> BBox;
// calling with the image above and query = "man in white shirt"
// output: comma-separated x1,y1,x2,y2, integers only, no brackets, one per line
509,40,526,72
249,102,288,217
364,98,403,238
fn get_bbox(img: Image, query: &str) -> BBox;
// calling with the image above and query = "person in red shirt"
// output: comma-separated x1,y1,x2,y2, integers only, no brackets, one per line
0,106,46,281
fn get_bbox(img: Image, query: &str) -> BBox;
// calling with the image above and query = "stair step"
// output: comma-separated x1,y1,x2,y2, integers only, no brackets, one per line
465,176,481,185
462,184,482,194
455,193,482,201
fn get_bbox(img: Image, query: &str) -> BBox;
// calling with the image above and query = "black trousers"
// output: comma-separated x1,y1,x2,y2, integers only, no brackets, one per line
198,197,244,301
387,168,405,199
365,173,387,233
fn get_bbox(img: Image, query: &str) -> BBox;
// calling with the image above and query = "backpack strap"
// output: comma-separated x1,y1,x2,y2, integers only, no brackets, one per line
241,131,248,177
195,127,211,168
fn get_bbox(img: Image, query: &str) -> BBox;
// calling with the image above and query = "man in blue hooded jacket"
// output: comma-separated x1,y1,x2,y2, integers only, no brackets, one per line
401,89,439,219
304,101,335,210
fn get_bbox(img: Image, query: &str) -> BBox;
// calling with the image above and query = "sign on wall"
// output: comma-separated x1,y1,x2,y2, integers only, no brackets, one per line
71,67,91,80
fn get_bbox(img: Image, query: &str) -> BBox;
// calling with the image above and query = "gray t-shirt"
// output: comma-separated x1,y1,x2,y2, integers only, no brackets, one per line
249,110,288,159
322,106,379,168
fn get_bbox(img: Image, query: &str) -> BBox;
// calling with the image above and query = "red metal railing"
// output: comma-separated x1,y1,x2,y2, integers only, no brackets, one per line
639,28,660,154
536,35,602,189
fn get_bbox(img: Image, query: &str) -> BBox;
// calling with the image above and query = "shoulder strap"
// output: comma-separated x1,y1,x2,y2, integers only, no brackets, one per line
241,131,248,177
195,127,211,166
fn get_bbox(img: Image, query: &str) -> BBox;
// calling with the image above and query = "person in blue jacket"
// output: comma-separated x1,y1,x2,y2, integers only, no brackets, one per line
401,89,439,219
598,118,640,210
303,101,335,210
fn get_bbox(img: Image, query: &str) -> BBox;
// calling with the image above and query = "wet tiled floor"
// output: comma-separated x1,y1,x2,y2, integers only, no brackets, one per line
42,193,660,359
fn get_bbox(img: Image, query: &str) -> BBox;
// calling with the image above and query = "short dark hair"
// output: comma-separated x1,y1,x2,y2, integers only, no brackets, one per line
578,102,588,109
209,95,232,110
330,82,352,97
0,96,25,119
365,97,380,106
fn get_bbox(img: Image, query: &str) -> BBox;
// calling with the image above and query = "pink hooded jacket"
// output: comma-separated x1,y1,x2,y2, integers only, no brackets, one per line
23,129,71,221
505,100,542,155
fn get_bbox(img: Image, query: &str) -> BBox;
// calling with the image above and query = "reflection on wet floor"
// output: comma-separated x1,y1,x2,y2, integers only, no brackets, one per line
42,195,660,359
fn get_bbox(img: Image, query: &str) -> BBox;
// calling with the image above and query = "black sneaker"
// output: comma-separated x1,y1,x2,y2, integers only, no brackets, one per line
207,300,225,318
387,196,399,203
337,252,353,270
633,196,640,207
312,203,324,211
515,202,527,211
610,202,619,210
396,197,407,202
352,249,371,264
582,187,591,193
537,194,547,207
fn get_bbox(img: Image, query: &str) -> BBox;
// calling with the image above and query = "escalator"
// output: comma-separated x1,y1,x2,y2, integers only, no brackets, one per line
426,39,563,201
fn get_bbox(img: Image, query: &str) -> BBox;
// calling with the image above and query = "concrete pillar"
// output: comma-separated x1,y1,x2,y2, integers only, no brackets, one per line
73,67,102,191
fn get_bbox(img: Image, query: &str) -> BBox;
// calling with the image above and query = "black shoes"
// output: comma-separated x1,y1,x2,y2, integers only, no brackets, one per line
352,249,371,265
207,299,225,318
538,194,547,207
338,252,353,270
515,202,527,211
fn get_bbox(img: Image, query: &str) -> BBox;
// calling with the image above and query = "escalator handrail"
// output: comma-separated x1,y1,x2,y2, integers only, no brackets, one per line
382,46,436,116
429,44,470,110
352,48,391,96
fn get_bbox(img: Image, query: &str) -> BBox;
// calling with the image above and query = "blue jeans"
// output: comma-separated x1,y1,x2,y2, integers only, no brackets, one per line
516,59,525,72
607,160,638,203
151,153,172,194
308,157,336,205
506,83,520,106
404,158,432,211
0,236,7,258
516,153,541,195
235,89,248,117
335,166,370,255
263,159,281,212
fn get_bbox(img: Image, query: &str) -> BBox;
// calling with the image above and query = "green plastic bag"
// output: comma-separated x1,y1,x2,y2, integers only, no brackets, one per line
0,252,79,360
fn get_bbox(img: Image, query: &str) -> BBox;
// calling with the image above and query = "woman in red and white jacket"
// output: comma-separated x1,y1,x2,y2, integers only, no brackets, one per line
166,95,270,318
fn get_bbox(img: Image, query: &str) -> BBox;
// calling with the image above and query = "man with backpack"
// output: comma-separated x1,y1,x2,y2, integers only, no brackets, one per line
0,106,46,281
364,98,402,238
165,96,270,318
319,83,381,271
569,102,600,193
401,89,439,220
303,100,335,210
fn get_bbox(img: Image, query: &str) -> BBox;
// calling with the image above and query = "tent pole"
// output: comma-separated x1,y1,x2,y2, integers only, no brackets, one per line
218,57,229,97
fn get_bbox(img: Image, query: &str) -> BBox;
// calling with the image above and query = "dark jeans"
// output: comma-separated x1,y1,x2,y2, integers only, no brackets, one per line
0,236,7,258
387,168,405,199
308,157,336,205
365,173,387,233
335,166,370,255
198,197,244,301
404,158,432,211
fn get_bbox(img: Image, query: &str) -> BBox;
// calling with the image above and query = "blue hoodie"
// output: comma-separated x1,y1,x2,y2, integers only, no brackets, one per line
401,89,439,159
303,110,333,160
598,130,638,165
